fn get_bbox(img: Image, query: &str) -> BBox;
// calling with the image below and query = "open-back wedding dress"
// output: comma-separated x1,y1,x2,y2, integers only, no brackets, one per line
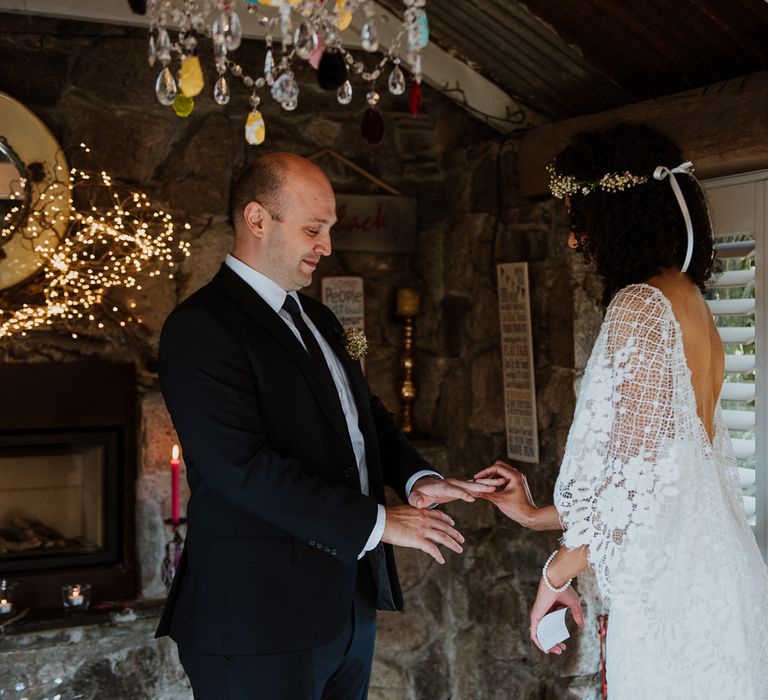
555,283,768,699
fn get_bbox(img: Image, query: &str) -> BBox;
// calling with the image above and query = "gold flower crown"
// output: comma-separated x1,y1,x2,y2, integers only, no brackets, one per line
546,162,649,199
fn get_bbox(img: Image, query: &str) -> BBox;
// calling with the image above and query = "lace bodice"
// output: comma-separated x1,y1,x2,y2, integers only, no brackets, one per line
554,283,768,698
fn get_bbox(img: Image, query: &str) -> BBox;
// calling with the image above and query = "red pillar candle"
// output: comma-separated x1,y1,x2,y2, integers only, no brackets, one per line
171,444,181,523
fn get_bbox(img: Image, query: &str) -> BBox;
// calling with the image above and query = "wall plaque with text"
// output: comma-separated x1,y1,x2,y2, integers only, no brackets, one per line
497,262,539,463
332,194,417,253
321,276,365,330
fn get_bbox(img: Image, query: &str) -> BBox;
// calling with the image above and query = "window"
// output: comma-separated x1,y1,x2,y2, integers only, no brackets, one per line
703,171,767,557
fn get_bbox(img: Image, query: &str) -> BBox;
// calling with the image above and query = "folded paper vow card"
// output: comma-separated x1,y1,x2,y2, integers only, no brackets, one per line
536,607,571,652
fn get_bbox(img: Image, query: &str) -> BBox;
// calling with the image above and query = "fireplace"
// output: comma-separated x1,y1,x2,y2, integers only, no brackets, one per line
0,363,137,610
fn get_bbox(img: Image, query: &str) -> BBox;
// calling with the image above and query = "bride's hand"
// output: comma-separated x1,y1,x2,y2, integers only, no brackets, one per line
529,578,585,655
473,461,536,525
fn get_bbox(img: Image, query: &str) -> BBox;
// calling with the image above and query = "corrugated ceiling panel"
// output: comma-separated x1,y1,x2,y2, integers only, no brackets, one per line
378,0,768,120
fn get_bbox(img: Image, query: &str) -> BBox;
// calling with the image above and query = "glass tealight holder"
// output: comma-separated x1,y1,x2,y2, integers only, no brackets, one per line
61,583,91,614
0,580,18,616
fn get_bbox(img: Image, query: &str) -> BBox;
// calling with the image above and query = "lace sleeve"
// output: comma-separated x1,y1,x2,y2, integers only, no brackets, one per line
554,285,679,600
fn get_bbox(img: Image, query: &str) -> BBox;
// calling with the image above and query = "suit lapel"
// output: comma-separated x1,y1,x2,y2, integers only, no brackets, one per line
214,266,352,446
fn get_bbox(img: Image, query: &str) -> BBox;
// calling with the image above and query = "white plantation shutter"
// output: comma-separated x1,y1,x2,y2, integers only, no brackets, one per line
703,171,767,556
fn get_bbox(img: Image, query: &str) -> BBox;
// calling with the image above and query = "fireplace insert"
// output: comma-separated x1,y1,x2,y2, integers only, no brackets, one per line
0,363,136,610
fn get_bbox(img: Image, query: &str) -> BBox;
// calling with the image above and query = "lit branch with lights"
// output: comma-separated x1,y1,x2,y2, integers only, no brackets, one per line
0,144,191,339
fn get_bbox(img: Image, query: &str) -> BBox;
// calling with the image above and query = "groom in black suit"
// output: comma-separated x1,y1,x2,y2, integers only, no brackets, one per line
156,153,496,699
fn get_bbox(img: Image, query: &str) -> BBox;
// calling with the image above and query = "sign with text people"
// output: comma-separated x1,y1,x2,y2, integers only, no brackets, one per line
321,275,366,374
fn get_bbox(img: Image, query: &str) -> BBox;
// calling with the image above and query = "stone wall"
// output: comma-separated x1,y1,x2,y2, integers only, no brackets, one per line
0,13,602,699
369,138,605,699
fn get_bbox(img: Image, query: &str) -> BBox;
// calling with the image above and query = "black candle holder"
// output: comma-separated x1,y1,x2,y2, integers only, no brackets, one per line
161,518,187,590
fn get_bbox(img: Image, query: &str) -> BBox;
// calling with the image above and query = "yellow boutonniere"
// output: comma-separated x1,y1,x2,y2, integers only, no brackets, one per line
343,328,369,361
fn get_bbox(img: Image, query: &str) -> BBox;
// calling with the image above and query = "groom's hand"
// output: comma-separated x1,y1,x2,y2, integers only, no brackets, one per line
408,476,505,509
381,505,465,565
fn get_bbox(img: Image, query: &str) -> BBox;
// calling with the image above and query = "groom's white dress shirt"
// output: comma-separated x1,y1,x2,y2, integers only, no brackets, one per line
226,255,439,557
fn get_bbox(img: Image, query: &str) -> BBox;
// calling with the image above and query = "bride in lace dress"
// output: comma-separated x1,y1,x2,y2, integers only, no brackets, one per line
478,124,768,698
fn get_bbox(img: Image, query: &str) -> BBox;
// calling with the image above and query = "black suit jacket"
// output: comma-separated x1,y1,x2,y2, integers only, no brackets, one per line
155,265,432,654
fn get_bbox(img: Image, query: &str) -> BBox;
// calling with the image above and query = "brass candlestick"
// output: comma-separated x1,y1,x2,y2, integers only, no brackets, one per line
395,288,420,435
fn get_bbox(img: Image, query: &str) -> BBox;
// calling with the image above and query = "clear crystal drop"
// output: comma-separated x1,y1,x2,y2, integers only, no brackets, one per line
214,75,231,105
388,65,406,95
361,22,379,52
211,12,226,45
224,11,243,51
281,98,298,112
155,67,177,106
148,34,157,67
271,73,299,103
264,49,275,86
337,80,353,105
156,28,172,64
294,22,318,60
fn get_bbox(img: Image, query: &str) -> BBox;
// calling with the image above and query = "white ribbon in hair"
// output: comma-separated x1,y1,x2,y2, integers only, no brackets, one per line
653,161,695,273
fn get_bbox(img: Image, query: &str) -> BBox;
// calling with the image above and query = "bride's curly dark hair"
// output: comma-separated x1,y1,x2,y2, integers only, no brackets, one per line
552,123,716,307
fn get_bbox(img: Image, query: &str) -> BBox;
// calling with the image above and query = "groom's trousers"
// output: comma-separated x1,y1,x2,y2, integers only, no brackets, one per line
177,562,378,700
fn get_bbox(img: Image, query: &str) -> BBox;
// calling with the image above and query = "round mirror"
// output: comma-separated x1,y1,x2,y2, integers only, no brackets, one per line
0,92,71,291
0,136,31,242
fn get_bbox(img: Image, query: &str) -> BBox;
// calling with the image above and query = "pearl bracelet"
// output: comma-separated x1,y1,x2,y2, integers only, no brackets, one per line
542,550,572,593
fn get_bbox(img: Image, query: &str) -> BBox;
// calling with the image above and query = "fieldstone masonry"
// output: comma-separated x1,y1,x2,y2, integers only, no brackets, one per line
0,14,603,699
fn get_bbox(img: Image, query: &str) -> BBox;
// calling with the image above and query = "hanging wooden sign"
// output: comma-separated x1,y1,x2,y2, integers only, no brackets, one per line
497,262,539,464
332,194,417,253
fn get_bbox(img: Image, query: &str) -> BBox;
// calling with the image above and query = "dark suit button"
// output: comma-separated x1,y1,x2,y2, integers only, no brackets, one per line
315,542,323,550
330,548,338,556
323,545,331,553
343,467,355,480
308,539,316,547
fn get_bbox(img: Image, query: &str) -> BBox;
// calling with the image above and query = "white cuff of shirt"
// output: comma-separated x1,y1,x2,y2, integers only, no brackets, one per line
357,470,443,559
405,470,443,498
359,504,386,559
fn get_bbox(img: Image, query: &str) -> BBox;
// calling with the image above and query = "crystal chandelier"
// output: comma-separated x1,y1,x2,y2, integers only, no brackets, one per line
144,0,429,145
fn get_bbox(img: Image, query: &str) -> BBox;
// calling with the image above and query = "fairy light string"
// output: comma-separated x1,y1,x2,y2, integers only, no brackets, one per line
0,144,191,339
